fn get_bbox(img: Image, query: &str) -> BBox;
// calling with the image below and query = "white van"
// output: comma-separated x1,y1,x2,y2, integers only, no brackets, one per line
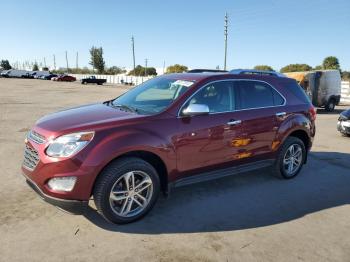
285,70,341,111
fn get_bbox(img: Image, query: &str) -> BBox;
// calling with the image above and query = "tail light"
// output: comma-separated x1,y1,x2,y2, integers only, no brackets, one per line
309,106,316,121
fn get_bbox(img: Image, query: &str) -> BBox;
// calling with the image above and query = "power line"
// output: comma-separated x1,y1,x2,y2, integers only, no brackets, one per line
145,58,148,76
76,52,79,69
65,51,69,73
224,12,228,71
131,36,136,72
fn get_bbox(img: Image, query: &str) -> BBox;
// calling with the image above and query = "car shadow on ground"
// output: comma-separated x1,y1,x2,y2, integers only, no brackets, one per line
317,108,346,115
83,151,350,234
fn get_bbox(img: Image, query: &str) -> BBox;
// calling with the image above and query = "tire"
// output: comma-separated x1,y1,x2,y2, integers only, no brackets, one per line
325,99,335,112
340,131,350,137
93,157,160,224
272,136,306,179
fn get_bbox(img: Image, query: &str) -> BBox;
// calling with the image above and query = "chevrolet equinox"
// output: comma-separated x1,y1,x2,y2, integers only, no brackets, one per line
22,69,316,224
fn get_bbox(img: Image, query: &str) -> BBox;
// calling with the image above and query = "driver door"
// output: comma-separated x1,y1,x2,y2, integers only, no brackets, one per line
174,80,244,175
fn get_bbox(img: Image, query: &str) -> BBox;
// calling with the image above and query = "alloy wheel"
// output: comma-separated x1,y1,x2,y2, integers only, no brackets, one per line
283,144,303,176
109,171,153,218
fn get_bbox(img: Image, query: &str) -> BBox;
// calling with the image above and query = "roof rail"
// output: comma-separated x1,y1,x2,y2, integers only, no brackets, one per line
229,69,286,78
187,69,228,73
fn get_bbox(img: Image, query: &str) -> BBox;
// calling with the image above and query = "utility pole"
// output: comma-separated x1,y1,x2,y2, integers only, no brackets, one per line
65,51,69,73
43,57,46,68
131,36,136,72
53,55,56,70
76,52,79,69
144,58,148,76
163,60,166,74
224,12,228,71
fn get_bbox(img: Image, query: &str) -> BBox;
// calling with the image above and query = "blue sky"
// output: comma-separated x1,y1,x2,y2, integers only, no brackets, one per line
1,0,349,71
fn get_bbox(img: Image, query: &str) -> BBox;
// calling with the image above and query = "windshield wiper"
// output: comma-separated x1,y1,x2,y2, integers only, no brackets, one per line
110,103,138,113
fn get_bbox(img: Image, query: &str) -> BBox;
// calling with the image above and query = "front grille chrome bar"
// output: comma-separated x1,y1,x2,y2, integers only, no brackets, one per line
22,144,40,171
28,130,46,144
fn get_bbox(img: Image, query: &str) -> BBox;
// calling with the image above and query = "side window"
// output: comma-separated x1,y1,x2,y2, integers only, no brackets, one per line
238,81,283,109
272,88,285,105
186,81,235,113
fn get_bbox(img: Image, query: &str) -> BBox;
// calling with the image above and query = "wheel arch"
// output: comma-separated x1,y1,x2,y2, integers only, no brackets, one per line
91,150,169,197
287,129,310,151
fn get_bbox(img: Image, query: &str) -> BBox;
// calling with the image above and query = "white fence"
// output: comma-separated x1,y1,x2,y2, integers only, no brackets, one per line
341,81,350,105
69,74,154,85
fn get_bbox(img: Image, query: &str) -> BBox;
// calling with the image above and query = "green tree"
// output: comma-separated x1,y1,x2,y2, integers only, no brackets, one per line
32,63,39,71
89,46,105,74
105,66,126,75
280,64,312,73
314,65,323,70
0,60,12,70
254,65,274,71
322,56,340,70
166,64,188,73
341,71,350,81
128,65,157,76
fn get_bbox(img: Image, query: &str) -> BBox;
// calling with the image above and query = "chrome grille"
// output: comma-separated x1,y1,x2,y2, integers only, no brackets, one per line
23,145,40,171
28,130,46,144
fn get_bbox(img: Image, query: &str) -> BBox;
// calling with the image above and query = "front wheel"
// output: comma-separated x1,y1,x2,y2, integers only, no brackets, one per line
273,137,306,179
93,157,160,224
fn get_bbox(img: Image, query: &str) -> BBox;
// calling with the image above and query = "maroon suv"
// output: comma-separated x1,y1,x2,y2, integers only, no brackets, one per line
22,70,316,224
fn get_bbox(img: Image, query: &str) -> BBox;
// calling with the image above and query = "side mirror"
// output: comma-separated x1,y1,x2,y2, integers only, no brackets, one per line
182,104,210,116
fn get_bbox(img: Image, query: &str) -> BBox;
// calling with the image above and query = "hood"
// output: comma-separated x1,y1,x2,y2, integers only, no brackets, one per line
339,109,350,121
35,103,141,133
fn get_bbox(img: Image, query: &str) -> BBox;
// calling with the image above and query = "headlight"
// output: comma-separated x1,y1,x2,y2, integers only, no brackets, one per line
48,177,77,192
46,131,94,158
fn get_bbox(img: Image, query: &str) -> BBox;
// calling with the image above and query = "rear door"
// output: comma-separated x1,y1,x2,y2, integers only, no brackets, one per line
236,80,286,159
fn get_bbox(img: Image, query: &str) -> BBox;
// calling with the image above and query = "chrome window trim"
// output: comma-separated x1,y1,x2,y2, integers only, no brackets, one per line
177,79,286,117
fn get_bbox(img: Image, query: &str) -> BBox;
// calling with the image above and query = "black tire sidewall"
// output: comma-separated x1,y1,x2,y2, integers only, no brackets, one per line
276,137,306,179
94,158,160,224
325,99,335,112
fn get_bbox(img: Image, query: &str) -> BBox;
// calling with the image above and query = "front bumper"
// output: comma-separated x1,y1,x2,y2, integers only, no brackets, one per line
337,121,350,134
24,175,88,214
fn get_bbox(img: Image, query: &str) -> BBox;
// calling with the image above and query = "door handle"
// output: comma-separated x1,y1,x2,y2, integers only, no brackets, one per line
227,120,242,126
276,112,286,118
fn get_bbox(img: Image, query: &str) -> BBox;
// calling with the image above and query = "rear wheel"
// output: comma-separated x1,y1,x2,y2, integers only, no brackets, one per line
94,157,160,224
325,99,335,112
273,137,306,179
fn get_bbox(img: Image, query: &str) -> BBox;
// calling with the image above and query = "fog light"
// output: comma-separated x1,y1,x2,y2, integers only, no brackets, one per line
48,177,77,192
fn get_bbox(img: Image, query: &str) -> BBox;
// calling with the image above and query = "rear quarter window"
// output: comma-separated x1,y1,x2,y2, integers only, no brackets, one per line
284,79,311,104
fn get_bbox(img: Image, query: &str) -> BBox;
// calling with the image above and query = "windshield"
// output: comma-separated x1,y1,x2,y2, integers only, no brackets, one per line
111,77,194,115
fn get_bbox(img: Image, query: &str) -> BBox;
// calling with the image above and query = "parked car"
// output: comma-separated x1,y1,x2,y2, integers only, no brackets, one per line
6,69,28,78
0,70,11,77
285,70,341,112
22,69,316,224
52,75,76,82
81,76,107,85
42,74,57,80
337,108,350,136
